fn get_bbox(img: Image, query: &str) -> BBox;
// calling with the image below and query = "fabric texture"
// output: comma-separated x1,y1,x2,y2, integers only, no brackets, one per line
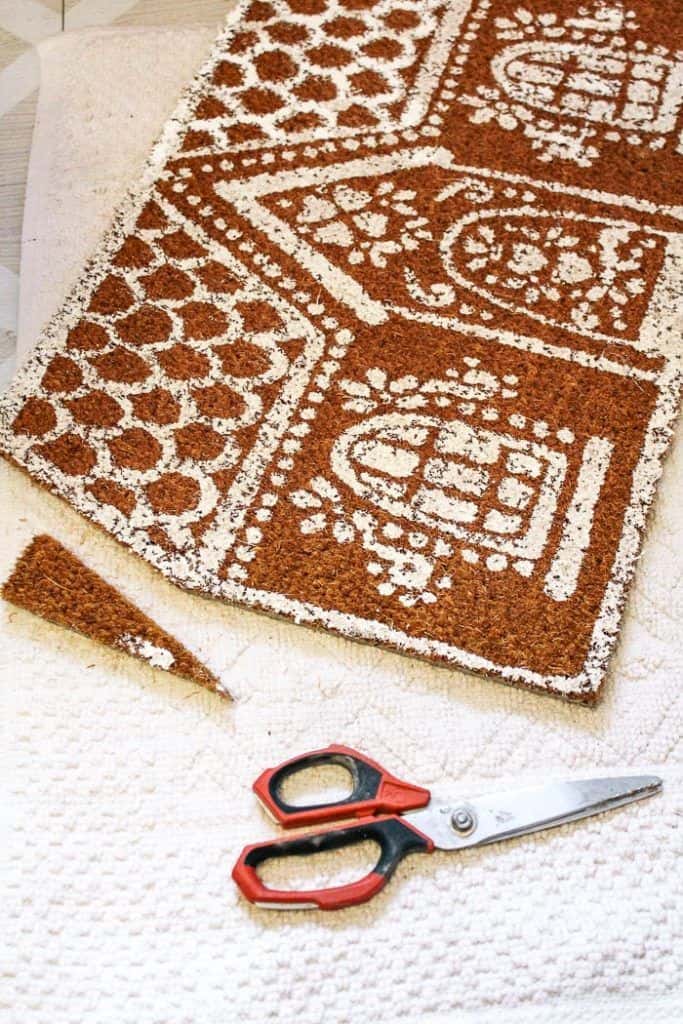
1,23,682,1024
3,1,682,700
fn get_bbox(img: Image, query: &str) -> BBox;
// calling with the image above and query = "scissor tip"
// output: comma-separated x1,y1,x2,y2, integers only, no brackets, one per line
637,774,663,794
575,774,663,815
619,774,663,801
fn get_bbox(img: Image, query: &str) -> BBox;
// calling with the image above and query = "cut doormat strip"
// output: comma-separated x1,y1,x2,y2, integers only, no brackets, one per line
1,0,682,701
2,535,223,695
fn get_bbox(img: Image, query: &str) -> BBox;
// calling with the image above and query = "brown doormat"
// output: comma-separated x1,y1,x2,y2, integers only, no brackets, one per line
2,535,222,694
1,1,681,701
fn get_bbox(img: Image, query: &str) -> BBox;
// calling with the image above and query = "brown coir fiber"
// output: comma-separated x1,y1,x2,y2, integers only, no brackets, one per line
2,535,222,695
0,0,682,702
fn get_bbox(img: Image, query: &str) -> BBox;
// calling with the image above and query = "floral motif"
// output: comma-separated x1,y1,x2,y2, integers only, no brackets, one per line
443,214,655,335
338,363,516,417
291,476,453,607
287,179,433,269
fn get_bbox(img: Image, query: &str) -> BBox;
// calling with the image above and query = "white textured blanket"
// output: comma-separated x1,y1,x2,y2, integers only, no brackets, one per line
2,27,681,1024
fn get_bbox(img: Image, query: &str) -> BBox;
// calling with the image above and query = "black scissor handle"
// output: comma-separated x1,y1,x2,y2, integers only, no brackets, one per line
232,814,433,910
252,744,431,828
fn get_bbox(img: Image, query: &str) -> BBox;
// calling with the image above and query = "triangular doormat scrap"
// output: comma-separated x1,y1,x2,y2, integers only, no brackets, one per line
1,0,681,701
2,535,221,693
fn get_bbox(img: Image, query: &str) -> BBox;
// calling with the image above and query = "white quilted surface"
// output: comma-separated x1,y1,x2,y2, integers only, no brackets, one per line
1,28,682,1024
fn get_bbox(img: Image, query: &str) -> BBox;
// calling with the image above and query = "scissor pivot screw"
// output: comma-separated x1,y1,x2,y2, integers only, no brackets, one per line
451,807,476,836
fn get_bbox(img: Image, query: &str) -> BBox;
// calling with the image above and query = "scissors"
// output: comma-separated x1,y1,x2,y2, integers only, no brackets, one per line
232,745,662,911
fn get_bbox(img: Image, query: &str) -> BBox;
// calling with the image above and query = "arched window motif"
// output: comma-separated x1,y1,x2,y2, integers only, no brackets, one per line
330,412,566,561
491,41,683,134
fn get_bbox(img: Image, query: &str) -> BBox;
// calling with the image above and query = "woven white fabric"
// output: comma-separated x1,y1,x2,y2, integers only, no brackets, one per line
2,27,681,1024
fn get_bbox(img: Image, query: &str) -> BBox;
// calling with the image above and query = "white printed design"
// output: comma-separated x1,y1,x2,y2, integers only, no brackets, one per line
437,208,663,340
270,166,672,348
118,634,175,671
288,180,432,269
0,204,326,573
289,360,613,606
459,3,683,165
182,0,450,154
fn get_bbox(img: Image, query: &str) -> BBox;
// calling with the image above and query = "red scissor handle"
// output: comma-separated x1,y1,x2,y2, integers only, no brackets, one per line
232,815,434,911
252,744,431,828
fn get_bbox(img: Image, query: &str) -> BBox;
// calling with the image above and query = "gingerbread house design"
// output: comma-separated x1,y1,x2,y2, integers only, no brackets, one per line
493,41,683,135
289,362,614,607
460,4,683,165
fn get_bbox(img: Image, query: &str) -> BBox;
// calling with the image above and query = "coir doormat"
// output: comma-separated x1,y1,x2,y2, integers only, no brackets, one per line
3,535,221,692
1,0,681,701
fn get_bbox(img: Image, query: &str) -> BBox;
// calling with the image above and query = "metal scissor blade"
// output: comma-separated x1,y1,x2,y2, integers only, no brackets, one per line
406,775,662,851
